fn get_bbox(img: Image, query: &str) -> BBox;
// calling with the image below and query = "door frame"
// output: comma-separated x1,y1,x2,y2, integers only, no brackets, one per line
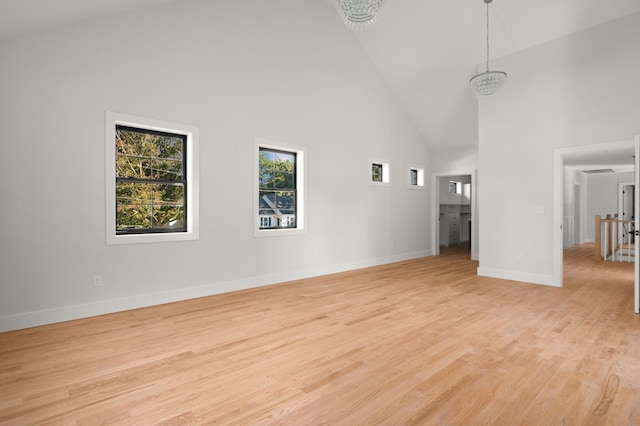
572,182,581,247
635,135,639,314
553,139,637,290
617,181,634,246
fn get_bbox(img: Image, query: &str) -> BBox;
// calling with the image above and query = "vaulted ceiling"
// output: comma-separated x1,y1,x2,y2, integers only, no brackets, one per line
1,0,639,152
351,0,639,150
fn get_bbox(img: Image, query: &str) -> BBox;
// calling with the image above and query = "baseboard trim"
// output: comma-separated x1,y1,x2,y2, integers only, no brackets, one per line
477,266,560,287
0,250,433,332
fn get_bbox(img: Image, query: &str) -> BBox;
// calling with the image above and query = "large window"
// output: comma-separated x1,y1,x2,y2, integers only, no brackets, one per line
106,112,199,245
115,126,187,234
254,138,305,236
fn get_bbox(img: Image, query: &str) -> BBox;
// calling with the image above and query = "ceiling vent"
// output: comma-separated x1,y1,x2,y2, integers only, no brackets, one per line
582,169,615,174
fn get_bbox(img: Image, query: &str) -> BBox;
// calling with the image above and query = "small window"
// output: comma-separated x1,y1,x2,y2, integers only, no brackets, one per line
106,111,199,245
254,138,305,236
449,181,462,195
410,169,418,185
370,160,390,185
372,163,383,182
409,166,424,188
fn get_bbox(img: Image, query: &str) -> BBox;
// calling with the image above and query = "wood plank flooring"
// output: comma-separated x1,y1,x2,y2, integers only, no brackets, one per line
1,244,639,425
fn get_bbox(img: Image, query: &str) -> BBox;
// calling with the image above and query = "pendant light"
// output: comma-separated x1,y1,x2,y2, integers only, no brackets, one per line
470,0,507,97
336,0,384,30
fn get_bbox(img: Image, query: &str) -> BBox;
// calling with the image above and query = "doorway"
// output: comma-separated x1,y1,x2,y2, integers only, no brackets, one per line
553,139,638,313
433,172,477,260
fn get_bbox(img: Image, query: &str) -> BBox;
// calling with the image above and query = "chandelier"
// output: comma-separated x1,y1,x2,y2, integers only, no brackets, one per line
470,0,507,97
335,0,384,30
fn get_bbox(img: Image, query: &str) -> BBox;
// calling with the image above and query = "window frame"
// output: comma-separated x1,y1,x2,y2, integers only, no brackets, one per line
258,147,297,231
449,180,462,195
106,111,199,245
115,125,187,235
254,138,306,237
369,159,390,186
372,163,384,182
408,165,425,189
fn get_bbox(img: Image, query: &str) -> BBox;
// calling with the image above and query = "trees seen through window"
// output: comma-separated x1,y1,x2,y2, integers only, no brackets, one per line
115,125,187,234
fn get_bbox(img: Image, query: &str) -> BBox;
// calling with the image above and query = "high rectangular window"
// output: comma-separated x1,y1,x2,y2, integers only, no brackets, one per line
372,163,383,182
370,160,390,185
410,169,418,185
449,181,462,195
408,166,424,188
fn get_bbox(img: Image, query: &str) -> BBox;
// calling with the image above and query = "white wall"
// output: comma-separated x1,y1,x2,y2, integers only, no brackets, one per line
430,146,478,175
478,13,640,285
0,1,430,331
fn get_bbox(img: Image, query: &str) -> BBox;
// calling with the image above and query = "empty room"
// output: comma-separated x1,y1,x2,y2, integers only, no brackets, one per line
1,0,639,424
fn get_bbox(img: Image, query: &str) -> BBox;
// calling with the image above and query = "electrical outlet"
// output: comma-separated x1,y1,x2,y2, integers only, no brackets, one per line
518,254,524,262
93,275,102,287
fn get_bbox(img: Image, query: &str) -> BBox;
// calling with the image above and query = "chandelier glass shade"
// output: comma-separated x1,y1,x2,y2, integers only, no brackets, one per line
470,70,507,96
336,0,384,30
470,0,507,97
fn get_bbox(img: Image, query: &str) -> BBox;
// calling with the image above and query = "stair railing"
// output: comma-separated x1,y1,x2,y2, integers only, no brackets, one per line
594,214,634,262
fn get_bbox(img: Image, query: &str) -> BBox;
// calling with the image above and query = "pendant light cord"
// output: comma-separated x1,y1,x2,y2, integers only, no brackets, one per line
485,0,490,72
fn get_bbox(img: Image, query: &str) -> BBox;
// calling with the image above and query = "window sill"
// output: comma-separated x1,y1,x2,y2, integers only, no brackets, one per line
254,228,306,238
107,231,199,245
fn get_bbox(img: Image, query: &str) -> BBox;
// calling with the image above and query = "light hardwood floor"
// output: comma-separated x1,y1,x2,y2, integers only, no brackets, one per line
1,244,639,425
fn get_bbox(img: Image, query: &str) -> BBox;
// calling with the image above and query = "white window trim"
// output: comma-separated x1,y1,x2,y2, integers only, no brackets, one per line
105,111,199,245
254,138,306,237
408,164,425,189
370,158,390,186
